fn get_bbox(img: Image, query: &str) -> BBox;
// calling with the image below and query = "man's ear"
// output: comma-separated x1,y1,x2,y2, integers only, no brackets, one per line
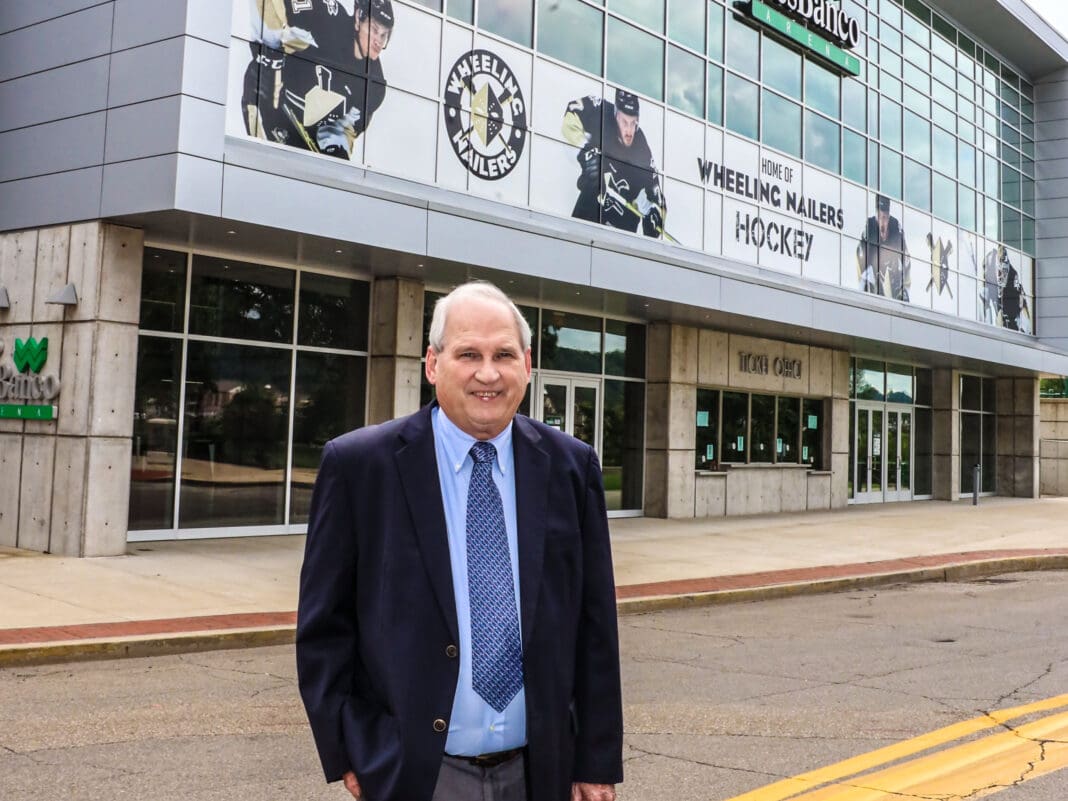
425,346,439,384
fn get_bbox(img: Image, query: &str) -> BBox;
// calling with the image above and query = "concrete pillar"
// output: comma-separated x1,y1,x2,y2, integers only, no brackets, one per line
0,222,142,556
997,377,1040,498
931,368,960,500
829,351,850,509
643,322,698,518
368,277,425,424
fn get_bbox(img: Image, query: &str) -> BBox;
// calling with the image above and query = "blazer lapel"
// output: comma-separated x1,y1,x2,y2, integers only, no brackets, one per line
395,405,459,643
512,415,549,647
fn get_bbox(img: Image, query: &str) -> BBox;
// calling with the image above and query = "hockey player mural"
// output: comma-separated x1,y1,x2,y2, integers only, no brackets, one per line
981,244,1032,332
242,0,394,160
856,194,911,302
562,89,668,240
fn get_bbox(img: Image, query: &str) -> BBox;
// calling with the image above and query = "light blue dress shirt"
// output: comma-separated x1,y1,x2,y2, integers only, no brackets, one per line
431,406,527,756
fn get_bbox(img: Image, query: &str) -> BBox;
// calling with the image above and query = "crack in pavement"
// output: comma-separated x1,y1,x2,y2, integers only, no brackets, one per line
623,743,788,782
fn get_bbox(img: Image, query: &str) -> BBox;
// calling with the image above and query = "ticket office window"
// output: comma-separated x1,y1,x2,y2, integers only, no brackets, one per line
695,389,824,468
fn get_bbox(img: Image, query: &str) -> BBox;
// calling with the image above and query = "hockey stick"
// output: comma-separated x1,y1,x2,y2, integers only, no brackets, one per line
600,180,680,244
282,104,320,153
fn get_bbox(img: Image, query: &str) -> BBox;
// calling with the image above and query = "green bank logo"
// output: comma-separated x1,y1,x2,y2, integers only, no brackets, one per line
746,0,863,77
0,337,61,420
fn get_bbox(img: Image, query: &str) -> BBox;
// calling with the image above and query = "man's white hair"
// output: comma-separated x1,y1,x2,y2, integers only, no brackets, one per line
428,281,531,353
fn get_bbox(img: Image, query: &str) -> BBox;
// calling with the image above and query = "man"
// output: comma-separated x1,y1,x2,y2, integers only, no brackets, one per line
856,194,911,302
242,0,394,159
297,281,624,801
562,89,667,238
987,245,1031,332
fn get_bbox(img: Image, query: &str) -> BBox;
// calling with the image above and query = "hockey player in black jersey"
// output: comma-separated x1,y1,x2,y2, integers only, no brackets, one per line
242,0,394,160
562,89,667,238
856,194,911,301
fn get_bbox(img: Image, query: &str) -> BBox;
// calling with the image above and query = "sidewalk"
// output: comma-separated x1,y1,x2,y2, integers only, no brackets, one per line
1,497,1066,666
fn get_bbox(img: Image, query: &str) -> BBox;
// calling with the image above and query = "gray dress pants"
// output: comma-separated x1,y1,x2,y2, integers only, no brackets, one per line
431,753,528,801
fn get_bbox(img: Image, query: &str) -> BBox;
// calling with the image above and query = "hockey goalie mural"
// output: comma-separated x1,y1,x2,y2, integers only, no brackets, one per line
226,0,1034,334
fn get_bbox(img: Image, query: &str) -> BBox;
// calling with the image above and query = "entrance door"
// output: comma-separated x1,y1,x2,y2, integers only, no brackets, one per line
854,405,913,503
537,375,600,452
885,409,912,502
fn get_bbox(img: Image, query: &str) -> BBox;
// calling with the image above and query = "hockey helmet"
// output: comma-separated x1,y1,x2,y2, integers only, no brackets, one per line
615,89,640,117
356,0,395,28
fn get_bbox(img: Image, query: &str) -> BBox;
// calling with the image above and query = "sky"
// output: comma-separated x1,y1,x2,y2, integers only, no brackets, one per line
1023,0,1068,40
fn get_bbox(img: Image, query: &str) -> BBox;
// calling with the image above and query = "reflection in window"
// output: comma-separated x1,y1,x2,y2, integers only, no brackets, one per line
762,37,801,99
290,353,367,524
604,319,645,378
881,147,902,199
298,273,369,351
447,0,473,23
886,364,913,403
541,310,602,373
722,392,748,463
726,74,759,141
140,249,187,333
707,64,723,126
880,97,902,150
668,0,704,52
904,158,931,211
750,394,775,462
189,256,294,343
609,0,662,32
805,111,840,172
607,17,664,100
726,11,759,76
843,128,866,184
802,399,822,467
763,91,801,158
855,359,885,401
668,45,704,116
179,342,292,529
842,78,866,131
479,0,533,47
805,61,840,119
933,173,956,223
129,337,182,530
603,380,645,511
777,396,800,463
904,110,931,162
695,389,720,469
538,0,603,76
707,2,724,62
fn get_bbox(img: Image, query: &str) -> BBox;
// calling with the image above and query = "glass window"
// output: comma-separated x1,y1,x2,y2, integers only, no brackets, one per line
903,61,929,94
904,110,930,163
188,256,294,343
868,86,879,136
932,126,955,177
479,0,533,46
805,61,839,119
880,97,901,149
914,406,932,494
961,374,982,410
725,11,759,77
802,398,822,467
603,379,645,511
668,0,704,52
915,368,932,405
140,248,187,333
297,274,369,351
880,73,902,104
726,74,759,140
958,185,976,231
538,0,604,76
762,37,801,99
959,141,976,186
447,0,473,23
179,342,292,529
695,388,720,469
707,1,724,62
604,319,645,378
722,391,748,463
607,17,664,99
855,359,885,401
764,91,801,158
842,78,866,131
750,393,775,462
960,411,981,493
609,0,663,32
707,63,723,126
290,352,367,523
880,147,902,199
981,414,996,492
904,158,930,211
932,172,955,223
777,396,800,463
804,111,839,172
843,128,866,184
982,377,996,412
541,310,602,373
886,364,913,403
129,337,182,530
668,44,705,116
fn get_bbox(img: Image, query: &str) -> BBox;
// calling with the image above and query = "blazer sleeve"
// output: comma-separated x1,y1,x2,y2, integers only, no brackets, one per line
571,447,625,784
296,440,362,782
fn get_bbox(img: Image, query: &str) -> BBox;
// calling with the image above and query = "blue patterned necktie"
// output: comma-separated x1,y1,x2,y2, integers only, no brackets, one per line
466,441,523,713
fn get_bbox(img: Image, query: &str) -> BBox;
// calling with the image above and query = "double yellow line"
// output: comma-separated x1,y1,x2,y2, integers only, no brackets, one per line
724,694,1068,801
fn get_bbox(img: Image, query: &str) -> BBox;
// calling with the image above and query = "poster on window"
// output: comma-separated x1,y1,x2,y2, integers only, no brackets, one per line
225,0,1036,335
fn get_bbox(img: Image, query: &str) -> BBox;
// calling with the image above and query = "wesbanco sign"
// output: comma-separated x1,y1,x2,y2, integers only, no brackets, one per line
762,0,863,49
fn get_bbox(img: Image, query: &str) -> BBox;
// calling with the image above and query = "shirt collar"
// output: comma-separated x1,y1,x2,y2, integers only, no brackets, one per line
432,405,513,476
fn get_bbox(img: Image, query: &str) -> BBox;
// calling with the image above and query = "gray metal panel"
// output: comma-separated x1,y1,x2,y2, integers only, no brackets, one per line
590,248,720,309
0,55,110,132
1036,276,1068,296
104,97,180,163
107,38,183,109
888,315,953,354
811,297,893,341
719,276,814,330
0,111,106,182
186,0,232,46
99,154,177,216
0,3,113,82
427,211,591,286
1002,340,1046,372
111,0,187,51
177,96,225,161
1037,316,1068,339
0,166,102,230
180,36,230,105
174,153,223,216
221,163,428,255
0,0,107,34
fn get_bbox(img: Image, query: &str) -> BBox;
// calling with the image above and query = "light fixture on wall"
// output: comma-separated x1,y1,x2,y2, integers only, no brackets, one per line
0,287,9,309
46,283,79,305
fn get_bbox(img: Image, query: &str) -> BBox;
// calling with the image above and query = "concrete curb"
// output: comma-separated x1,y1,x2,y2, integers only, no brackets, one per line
2,556,1065,667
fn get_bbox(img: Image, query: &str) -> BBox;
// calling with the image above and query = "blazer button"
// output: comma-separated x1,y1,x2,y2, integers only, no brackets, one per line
445,644,458,658
433,718,447,733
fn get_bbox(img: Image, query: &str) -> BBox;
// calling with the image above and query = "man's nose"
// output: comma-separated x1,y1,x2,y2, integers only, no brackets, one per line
474,362,500,382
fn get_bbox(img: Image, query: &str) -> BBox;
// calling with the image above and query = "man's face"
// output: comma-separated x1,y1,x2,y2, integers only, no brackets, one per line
616,110,638,147
425,296,532,441
877,209,890,242
355,17,390,60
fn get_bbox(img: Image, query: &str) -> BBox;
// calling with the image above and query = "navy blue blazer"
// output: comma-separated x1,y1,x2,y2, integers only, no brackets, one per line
296,403,624,801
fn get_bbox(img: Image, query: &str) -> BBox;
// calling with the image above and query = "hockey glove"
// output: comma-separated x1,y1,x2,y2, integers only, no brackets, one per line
577,146,601,190
317,106,362,158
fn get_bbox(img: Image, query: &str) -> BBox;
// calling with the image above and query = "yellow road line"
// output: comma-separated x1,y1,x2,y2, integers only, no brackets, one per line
724,694,1068,801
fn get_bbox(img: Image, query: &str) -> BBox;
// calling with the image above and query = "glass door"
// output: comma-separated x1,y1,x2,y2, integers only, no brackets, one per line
537,374,600,452
853,404,884,504
885,409,913,502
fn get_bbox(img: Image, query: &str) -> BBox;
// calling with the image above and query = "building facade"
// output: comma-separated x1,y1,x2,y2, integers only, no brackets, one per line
2,0,1068,555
